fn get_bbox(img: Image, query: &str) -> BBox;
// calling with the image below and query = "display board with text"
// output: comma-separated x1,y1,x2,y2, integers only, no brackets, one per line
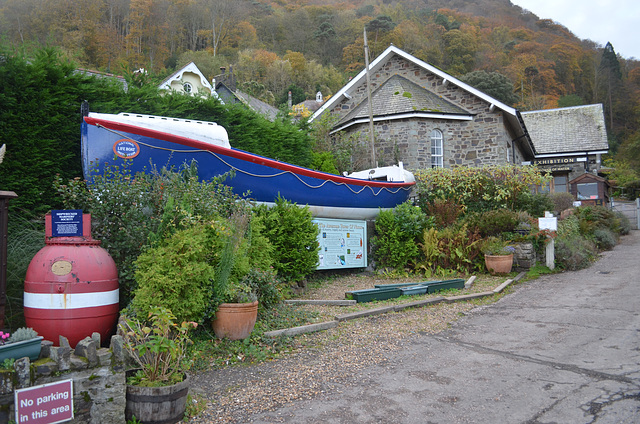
314,218,367,270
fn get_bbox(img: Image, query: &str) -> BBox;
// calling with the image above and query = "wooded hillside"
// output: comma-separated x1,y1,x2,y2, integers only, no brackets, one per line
1,0,639,180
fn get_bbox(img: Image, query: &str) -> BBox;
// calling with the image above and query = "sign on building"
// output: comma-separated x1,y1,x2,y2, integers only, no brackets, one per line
14,379,74,424
314,218,367,270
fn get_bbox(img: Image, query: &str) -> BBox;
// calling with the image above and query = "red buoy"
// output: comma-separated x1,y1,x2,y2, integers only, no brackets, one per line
24,213,119,348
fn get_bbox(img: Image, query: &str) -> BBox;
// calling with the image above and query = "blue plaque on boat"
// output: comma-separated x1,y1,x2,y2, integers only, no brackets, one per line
51,210,83,237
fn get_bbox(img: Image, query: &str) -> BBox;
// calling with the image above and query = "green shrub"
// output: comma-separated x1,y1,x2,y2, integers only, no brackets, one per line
255,197,320,285
414,165,551,213
462,208,518,238
558,215,581,238
423,198,464,229
550,192,575,215
130,223,222,323
573,205,626,246
371,201,433,271
555,234,597,270
419,224,483,274
516,192,555,218
613,211,631,235
593,228,617,250
241,268,285,313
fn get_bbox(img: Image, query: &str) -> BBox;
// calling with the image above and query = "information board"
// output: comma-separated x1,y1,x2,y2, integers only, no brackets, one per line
15,379,74,424
51,210,83,237
314,218,367,270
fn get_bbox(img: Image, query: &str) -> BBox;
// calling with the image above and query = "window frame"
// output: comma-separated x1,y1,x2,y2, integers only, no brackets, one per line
430,129,444,168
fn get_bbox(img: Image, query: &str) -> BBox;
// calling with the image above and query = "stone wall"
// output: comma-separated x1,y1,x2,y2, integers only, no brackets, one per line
0,333,127,423
513,241,546,271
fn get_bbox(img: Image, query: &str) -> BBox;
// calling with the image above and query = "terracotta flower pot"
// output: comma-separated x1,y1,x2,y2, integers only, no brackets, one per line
211,301,259,340
484,254,514,274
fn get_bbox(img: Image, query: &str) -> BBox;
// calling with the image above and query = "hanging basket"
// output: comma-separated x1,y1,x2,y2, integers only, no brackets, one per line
484,254,514,274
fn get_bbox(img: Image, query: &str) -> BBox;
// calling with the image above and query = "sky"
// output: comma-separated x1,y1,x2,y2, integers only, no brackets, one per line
510,0,640,60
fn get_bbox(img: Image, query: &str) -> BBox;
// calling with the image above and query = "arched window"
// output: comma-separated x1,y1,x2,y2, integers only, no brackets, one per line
430,129,443,168
183,82,193,93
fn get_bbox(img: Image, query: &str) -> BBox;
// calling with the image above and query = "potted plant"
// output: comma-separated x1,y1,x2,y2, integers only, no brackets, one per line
208,211,279,341
0,327,43,362
210,271,260,341
119,307,197,424
481,237,516,274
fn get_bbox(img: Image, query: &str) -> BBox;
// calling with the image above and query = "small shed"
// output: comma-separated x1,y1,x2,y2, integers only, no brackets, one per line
569,173,610,206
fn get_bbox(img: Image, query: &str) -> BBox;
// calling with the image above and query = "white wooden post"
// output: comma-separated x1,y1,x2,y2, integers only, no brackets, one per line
545,238,555,270
539,212,558,270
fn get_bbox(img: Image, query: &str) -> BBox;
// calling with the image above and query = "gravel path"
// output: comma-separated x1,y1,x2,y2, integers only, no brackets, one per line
188,273,507,423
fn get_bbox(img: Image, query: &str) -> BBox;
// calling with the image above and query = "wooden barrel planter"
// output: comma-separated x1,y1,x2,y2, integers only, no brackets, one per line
125,373,189,424
211,301,258,340
484,254,514,274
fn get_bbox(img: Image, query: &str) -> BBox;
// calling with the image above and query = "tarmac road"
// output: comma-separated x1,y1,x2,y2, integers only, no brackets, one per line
249,231,640,423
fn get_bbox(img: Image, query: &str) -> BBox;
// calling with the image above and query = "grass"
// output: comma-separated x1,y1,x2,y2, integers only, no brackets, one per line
5,215,45,329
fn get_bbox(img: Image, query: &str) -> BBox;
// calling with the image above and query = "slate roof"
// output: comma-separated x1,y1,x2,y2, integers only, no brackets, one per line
337,75,470,126
235,90,280,122
521,104,609,156
76,68,128,91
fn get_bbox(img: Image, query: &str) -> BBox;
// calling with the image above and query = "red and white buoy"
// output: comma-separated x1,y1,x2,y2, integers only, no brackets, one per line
24,213,119,348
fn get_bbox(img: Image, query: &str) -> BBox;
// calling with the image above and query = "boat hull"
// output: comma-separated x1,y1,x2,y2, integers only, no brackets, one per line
81,115,414,220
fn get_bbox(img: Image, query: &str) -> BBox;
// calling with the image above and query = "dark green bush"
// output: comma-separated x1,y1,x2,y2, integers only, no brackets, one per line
371,201,433,271
516,192,555,218
255,197,320,285
462,208,518,238
555,234,597,270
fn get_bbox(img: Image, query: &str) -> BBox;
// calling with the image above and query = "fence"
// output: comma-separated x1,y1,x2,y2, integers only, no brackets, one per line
611,199,640,230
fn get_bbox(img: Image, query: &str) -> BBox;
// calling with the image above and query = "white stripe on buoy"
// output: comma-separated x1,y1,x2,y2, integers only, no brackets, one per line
24,289,119,309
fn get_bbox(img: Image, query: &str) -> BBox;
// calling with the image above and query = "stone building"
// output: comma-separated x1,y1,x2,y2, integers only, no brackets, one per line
310,45,536,171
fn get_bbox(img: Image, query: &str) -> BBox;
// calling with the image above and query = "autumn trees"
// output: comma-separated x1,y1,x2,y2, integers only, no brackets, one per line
1,0,639,177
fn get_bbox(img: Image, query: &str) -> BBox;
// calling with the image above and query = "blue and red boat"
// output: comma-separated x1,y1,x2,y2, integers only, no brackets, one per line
81,111,415,220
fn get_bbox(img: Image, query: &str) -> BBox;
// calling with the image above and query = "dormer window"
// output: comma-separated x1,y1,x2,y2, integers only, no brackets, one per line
183,82,193,93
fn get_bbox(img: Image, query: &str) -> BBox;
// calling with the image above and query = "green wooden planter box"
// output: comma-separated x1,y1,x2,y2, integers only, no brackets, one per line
348,287,403,303
0,337,43,362
426,279,465,294
400,286,428,296
374,281,432,289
